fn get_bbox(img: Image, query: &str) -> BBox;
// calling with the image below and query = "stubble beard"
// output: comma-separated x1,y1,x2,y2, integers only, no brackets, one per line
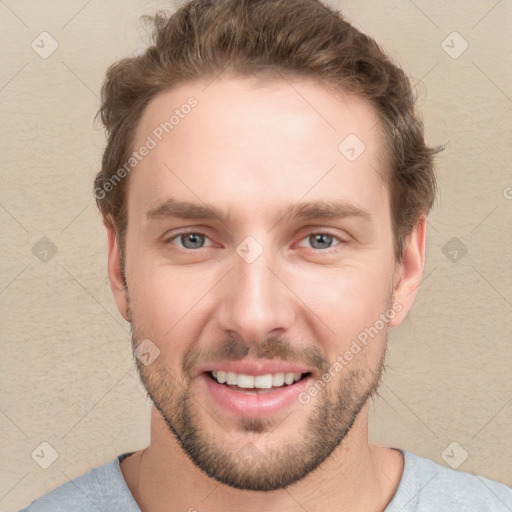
129,321,387,491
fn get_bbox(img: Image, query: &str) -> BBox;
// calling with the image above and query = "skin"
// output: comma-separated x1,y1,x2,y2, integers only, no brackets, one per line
106,75,426,512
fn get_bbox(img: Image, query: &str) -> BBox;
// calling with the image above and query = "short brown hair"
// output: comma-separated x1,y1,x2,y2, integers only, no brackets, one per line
94,0,441,266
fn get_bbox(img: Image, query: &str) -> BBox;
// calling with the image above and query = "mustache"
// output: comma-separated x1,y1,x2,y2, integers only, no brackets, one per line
181,335,331,378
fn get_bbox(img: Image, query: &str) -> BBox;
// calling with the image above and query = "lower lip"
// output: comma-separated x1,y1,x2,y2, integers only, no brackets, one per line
200,373,311,418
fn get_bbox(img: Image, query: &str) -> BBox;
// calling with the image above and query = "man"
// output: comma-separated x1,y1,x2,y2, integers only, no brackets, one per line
22,0,511,510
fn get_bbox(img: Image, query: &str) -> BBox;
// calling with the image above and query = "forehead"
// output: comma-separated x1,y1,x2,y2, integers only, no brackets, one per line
128,76,389,226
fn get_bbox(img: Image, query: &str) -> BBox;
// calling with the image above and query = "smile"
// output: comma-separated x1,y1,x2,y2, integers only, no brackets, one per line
210,370,308,390
201,368,313,417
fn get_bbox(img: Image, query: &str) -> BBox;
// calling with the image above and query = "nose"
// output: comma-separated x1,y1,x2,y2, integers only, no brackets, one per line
216,243,296,344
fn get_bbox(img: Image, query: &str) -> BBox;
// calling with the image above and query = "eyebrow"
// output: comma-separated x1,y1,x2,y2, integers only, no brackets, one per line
146,198,230,223
145,198,372,224
282,200,372,223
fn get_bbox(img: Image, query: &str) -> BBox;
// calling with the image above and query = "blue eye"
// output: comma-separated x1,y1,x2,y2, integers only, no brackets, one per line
166,231,342,252
307,233,335,250
298,233,342,250
172,233,208,249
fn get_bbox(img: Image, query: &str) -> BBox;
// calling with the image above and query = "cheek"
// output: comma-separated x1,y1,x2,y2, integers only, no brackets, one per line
127,261,218,342
291,264,393,350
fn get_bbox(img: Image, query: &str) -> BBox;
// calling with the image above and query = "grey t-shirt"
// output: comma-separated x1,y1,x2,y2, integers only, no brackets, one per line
20,450,512,511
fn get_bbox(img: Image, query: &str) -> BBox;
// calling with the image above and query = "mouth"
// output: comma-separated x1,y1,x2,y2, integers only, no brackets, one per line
199,364,314,418
207,370,312,394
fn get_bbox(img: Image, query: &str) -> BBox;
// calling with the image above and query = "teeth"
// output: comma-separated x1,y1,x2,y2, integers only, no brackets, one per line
284,373,294,385
237,374,255,388
254,374,272,389
272,373,285,386
211,370,305,389
226,372,238,385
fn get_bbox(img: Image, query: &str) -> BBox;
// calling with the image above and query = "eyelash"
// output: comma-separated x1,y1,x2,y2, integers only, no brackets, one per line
164,230,344,252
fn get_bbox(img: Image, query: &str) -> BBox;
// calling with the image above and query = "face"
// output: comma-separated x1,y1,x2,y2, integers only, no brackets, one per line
107,75,423,491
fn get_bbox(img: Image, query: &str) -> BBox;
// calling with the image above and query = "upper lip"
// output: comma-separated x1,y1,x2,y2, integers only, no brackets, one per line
195,359,314,377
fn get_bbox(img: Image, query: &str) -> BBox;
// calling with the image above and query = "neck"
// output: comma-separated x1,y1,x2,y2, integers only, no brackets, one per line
121,405,403,512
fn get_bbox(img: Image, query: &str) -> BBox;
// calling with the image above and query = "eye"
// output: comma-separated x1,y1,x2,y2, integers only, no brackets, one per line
298,233,341,250
167,232,212,250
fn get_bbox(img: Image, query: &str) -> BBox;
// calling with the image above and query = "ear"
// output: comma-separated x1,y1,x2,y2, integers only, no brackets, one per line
106,222,130,322
388,216,427,327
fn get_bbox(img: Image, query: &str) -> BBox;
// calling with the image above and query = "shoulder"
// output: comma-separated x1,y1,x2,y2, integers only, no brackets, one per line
18,453,140,512
386,449,512,512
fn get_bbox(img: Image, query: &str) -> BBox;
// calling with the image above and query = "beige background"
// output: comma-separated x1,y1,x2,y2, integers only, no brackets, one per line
1,0,511,510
